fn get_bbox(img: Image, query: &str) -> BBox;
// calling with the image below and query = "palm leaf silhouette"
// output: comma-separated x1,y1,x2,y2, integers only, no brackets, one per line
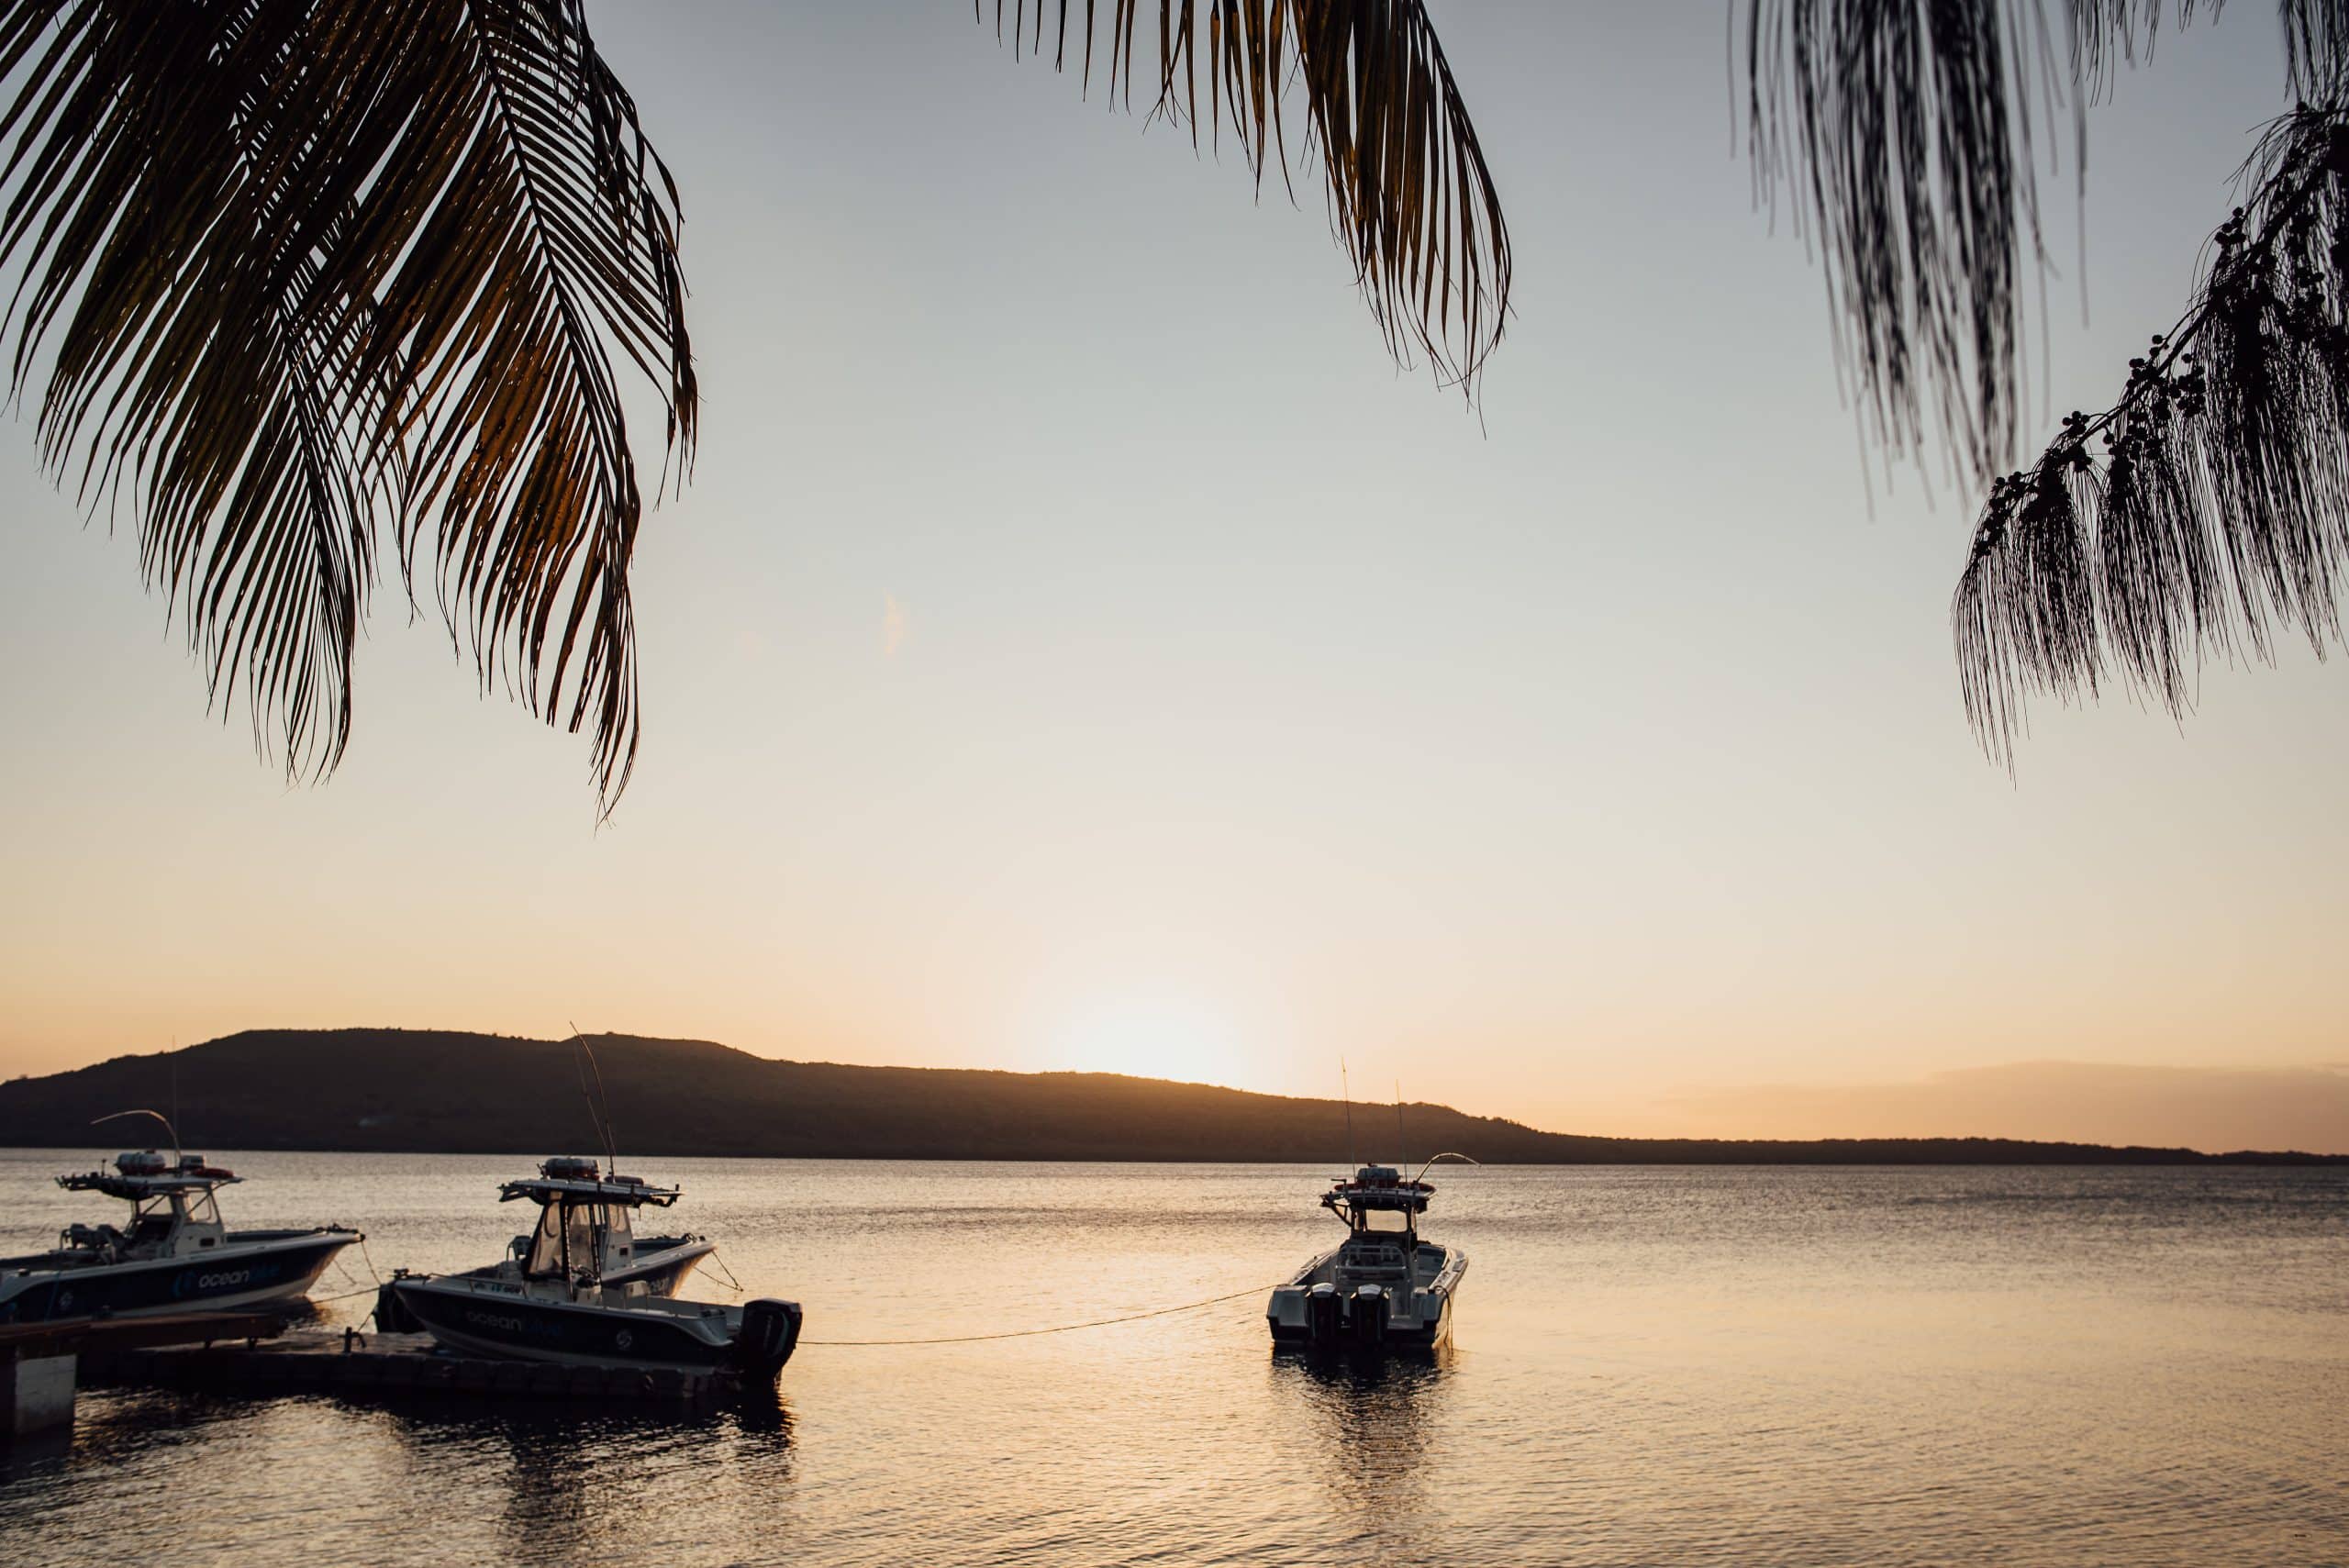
0,0,689,809
3,0,1510,807
993,1,1512,396
1740,0,2349,762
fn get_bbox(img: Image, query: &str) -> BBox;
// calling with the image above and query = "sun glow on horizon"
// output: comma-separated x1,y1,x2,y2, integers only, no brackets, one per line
1045,993,1257,1090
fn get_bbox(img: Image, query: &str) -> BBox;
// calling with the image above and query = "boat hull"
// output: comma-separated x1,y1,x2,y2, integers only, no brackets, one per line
0,1231,358,1326
388,1276,801,1381
608,1235,714,1295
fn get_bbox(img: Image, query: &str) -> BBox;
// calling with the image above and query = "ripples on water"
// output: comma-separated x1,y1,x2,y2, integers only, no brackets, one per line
0,1155,2343,1565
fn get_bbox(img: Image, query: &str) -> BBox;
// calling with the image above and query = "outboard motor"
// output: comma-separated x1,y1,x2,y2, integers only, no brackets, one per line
732,1298,805,1383
374,1275,422,1333
1307,1282,1343,1346
1351,1284,1390,1346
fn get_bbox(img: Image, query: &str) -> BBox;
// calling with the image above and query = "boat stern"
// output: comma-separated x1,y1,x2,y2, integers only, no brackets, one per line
729,1297,804,1384
1268,1246,1465,1351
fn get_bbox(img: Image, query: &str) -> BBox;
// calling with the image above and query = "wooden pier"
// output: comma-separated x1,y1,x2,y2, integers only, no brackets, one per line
81,1329,734,1405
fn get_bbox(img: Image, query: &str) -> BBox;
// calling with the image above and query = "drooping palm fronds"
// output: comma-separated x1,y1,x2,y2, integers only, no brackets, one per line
1741,1,2349,485
1954,106,2349,762
989,0,1511,398
1740,2,2349,759
1743,0,2048,482
0,0,691,809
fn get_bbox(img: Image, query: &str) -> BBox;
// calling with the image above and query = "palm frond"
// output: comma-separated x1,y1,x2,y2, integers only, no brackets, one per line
1954,106,2349,764
1736,1,2349,485
0,0,691,809
991,0,1511,398
1736,3,2349,757
2278,0,2349,98
1742,0,2063,484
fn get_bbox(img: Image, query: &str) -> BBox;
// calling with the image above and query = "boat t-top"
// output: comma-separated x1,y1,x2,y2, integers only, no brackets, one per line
0,1150,361,1325
462,1155,715,1297
380,1157,802,1385
1266,1162,1467,1350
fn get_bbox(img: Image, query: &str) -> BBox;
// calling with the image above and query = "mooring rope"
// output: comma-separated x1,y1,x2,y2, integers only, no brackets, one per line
797,1282,1281,1347
306,1271,1281,1345
703,1248,747,1300
310,1284,382,1307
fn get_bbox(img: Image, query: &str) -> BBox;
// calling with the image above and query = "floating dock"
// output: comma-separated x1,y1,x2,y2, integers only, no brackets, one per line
3,1310,290,1436
80,1329,734,1404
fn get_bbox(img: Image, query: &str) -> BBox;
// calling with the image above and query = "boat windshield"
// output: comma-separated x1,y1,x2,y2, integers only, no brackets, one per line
127,1188,216,1242
524,1199,629,1279
1355,1208,1414,1234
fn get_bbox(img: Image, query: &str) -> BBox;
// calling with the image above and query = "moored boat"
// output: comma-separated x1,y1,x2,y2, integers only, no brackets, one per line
380,1157,800,1385
1266,1163,1466,1351
0,1151,361,1325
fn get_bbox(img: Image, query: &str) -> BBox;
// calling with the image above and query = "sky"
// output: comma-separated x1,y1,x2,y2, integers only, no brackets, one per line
1,4,2343,1152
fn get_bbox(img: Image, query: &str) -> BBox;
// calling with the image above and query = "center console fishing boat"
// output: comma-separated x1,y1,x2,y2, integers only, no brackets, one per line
1266,1163,1466,1351
0,1151,361,1325
379,1157,802,1385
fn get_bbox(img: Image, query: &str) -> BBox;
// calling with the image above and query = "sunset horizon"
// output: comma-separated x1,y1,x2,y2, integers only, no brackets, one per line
13,1024,2345,1156
2,5,2343,1562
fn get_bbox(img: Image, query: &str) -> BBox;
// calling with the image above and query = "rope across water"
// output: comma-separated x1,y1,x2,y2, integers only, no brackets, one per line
312,1284,383,1307
319,1273,1283,1345
796,1282,1281,1347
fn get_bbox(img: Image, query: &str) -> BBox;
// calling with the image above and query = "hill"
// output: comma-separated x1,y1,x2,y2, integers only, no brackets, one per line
0,1030,2340,1163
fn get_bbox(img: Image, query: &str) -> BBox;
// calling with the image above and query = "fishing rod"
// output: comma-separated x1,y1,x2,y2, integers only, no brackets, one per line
569,1023,620,1174
1410,1151,1482,1184
1341,1058,1355,1167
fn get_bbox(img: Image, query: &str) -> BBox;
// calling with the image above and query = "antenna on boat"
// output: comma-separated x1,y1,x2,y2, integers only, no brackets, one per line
1410,1151,1482,1184
569,1024,620,1173
1341,1058,1356,1168
1395,1081,1407,1165
92,1107,181,1167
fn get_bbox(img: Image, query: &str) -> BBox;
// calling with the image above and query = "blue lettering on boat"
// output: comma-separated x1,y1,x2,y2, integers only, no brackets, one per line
463,1306,566,1341
173,1259,285,1299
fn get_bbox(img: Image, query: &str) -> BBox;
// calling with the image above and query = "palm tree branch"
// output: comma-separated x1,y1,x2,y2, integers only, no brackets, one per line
1739,1,2349,487
1953,106,2349,764
0,0,691,809
993,0,1511,396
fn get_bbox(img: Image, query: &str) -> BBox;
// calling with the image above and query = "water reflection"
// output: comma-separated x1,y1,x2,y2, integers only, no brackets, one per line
1269,1346,1452,1529
380,1396,795,1563
0,1422,72,1483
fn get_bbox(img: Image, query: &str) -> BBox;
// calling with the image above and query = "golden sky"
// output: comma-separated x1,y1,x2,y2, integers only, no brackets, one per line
1,6,2343,1153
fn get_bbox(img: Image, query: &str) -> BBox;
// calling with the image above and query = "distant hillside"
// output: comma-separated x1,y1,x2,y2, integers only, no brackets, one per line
1,1030,2341,1164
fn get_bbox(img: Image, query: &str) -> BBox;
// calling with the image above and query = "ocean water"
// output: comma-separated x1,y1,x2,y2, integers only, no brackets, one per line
0,1152,2343,1566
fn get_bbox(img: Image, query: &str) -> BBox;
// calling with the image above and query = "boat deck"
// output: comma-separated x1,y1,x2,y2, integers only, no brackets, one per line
82,1329,738,1404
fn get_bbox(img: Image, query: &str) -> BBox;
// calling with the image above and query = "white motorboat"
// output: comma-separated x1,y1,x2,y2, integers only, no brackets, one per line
0,1151,361,1325
378,1157,800,1385
1266,1163,1466,1351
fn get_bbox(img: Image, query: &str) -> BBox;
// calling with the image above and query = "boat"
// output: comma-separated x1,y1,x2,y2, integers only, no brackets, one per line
379,1157,802,1385
0,1150,361,1325
1266,1162,1466,1351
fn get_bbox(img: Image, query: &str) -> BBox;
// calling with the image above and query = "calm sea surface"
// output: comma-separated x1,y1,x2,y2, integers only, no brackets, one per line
0,1152,2343,1566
